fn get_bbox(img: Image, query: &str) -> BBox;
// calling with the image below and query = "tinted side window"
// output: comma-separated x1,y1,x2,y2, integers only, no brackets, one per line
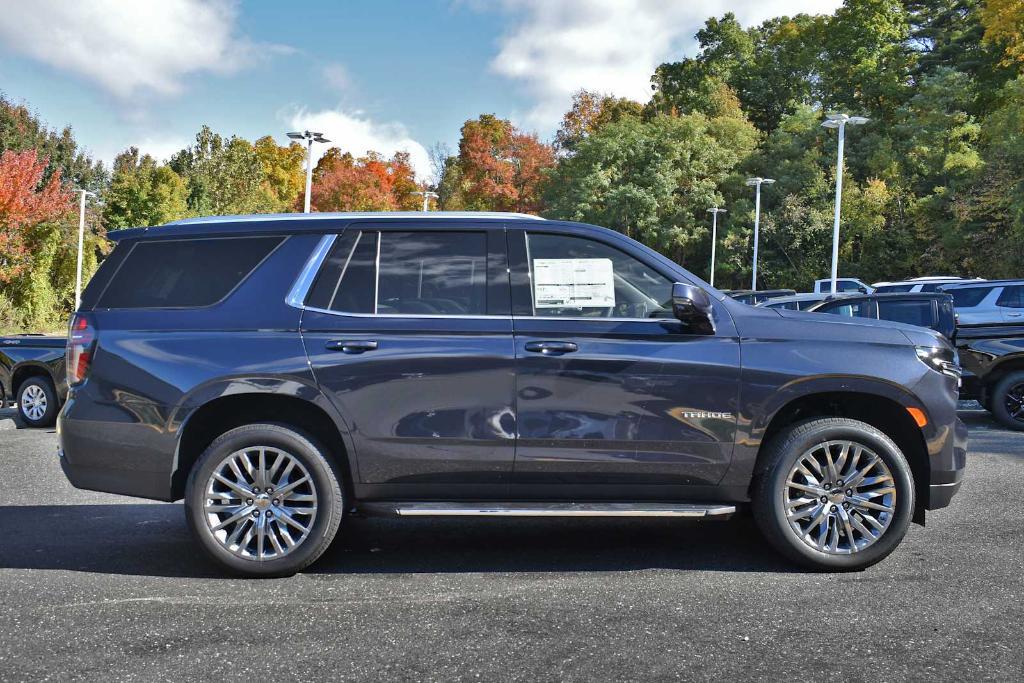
377,232,487,315
837,281,862,292
878,299,933,328
305,231,377,314
875,284,914,293
996,285,1024,308
98,236,282,309
950,286,992,308
817,300,873,317
525,233,672,318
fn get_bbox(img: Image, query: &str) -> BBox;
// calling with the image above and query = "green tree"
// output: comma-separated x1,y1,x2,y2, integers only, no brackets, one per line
102,147,189,229
543,112,758,270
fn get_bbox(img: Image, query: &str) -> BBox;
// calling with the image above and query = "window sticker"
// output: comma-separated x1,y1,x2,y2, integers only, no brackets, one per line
534,258,615,308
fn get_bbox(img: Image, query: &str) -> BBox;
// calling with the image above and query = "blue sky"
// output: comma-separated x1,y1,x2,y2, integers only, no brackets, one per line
0,0,842,179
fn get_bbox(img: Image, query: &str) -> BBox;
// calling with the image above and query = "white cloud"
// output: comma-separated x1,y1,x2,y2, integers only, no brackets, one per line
0,0,269,99
286,108,432,180
490,0,844,131
322,63,352,92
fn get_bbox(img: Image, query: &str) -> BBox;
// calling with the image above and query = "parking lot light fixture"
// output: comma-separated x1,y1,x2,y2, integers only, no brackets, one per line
287,131,331,213
411,190,439,212
821,113,869,294
706,207,727,287
74,189,96,310
744,178,775,291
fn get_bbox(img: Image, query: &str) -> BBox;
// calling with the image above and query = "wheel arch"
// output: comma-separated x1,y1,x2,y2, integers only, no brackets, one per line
170,390,357,503
752,389,930,522
12,362,57,396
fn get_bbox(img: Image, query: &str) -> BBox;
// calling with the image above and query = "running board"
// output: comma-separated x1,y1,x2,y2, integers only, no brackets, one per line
380,502,737,518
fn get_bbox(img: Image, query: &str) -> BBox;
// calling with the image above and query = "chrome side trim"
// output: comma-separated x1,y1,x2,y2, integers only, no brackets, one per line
392,502,737,518
285,234,337,309
300,305,672,323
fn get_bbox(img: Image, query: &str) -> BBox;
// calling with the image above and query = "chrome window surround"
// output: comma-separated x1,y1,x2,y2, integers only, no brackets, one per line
285,232,682,324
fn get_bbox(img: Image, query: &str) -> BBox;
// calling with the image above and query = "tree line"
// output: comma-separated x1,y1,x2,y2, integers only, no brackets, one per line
2,0,1022,332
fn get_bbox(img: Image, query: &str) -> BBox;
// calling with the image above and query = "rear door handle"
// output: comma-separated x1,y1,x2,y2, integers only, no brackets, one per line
524,341,578,355
1008,312,1023,317
326,340,378,354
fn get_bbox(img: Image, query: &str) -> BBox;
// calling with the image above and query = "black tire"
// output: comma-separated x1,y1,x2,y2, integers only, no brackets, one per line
752,418,915,571
990,371,1024,431
184,423,344,577
17,375,59,428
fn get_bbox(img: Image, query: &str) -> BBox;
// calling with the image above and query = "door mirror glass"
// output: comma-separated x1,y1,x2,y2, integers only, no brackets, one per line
671,283,714,333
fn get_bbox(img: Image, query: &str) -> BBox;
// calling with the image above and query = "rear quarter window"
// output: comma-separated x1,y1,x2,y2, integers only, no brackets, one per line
97,236,283,309
950,286,993,308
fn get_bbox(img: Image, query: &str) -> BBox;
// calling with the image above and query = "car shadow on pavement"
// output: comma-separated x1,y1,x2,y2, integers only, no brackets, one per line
0,504,796,578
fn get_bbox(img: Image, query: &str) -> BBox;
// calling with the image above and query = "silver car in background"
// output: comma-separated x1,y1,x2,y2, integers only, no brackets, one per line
940,279,1024,326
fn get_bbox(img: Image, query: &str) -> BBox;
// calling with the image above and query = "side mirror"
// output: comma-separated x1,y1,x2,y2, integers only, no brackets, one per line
671,283,715,333
857,286,868,294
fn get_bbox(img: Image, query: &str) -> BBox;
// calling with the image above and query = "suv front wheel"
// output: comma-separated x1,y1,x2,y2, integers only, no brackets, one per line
185,423,344,577
753,418,915,571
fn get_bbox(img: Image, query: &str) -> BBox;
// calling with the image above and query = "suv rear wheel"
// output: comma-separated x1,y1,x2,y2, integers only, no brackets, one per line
753,418,915,571
184,423,344,577
990,371,1024,431
17,375,58,428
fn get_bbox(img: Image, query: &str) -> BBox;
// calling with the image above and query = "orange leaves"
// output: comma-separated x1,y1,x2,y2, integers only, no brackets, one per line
455,114,555,213
309,150,420,212
0,149,73,283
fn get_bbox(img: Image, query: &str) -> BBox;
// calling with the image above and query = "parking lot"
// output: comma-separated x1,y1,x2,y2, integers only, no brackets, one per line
0,405,1021,681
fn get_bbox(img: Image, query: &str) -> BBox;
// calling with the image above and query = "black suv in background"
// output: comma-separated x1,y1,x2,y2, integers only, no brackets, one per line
59,212,967,577
807,292,957,340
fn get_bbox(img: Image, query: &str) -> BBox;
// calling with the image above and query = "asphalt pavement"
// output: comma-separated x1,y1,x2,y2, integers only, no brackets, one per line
0,405,1021,681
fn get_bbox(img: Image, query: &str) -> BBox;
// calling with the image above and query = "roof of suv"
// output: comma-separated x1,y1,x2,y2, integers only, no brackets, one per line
108,211,546,242
939,279,1024,289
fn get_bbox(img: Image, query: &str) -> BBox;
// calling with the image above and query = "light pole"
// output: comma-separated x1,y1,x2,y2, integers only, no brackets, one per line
745,177,775,291
821,113,869,294
706,207,726,287
74,189,95,310
287,130,330,213
411,190,439,212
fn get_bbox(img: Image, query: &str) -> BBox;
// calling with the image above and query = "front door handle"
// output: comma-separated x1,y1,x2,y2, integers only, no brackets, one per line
326,340,378,354
525,341,578,356
1007,312,1023,318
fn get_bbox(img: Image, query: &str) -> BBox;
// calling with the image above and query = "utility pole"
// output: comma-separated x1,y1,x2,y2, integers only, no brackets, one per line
287,130,330,213
822,113,869,294
74,189,95,310
411,190,439,212
706,207,726,288
745,177,775,291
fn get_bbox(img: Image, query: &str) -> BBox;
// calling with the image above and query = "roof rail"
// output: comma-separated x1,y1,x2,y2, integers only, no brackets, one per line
165,211,545,226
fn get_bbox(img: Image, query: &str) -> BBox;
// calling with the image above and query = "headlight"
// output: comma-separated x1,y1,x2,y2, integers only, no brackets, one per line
915,346,961,380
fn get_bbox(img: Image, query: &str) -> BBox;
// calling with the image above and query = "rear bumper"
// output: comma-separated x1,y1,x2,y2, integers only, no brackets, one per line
57,395,176,502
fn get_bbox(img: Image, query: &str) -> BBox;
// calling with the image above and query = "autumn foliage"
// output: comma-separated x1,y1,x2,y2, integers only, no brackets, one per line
452,115,555,213
0,149,72,283
309,149,421,212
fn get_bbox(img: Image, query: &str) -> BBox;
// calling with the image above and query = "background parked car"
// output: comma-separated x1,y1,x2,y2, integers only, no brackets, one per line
812,278,871,294
873,276,981,294
956,324,1024,430
724,288,796,305
806,292,957,340
938,279,1024,326
0,334,68,427
755,292,832,311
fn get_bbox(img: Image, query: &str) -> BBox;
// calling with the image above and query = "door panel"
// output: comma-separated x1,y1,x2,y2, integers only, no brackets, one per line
512,318,741,487
303,314,516,485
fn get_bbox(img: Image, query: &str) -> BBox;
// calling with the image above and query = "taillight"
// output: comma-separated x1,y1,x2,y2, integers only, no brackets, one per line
67,313,96,386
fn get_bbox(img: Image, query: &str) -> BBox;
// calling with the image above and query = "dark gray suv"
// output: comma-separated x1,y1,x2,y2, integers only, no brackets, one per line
58,212,967,576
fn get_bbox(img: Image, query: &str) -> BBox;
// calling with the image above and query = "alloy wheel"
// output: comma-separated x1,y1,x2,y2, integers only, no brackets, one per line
783,440,896,555
20,384,47,422
1004,382,1024,424
204,446,318,561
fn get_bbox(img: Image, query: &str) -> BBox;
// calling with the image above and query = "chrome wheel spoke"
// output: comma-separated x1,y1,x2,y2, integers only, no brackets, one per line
204,446,318,561
785,439,896,556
